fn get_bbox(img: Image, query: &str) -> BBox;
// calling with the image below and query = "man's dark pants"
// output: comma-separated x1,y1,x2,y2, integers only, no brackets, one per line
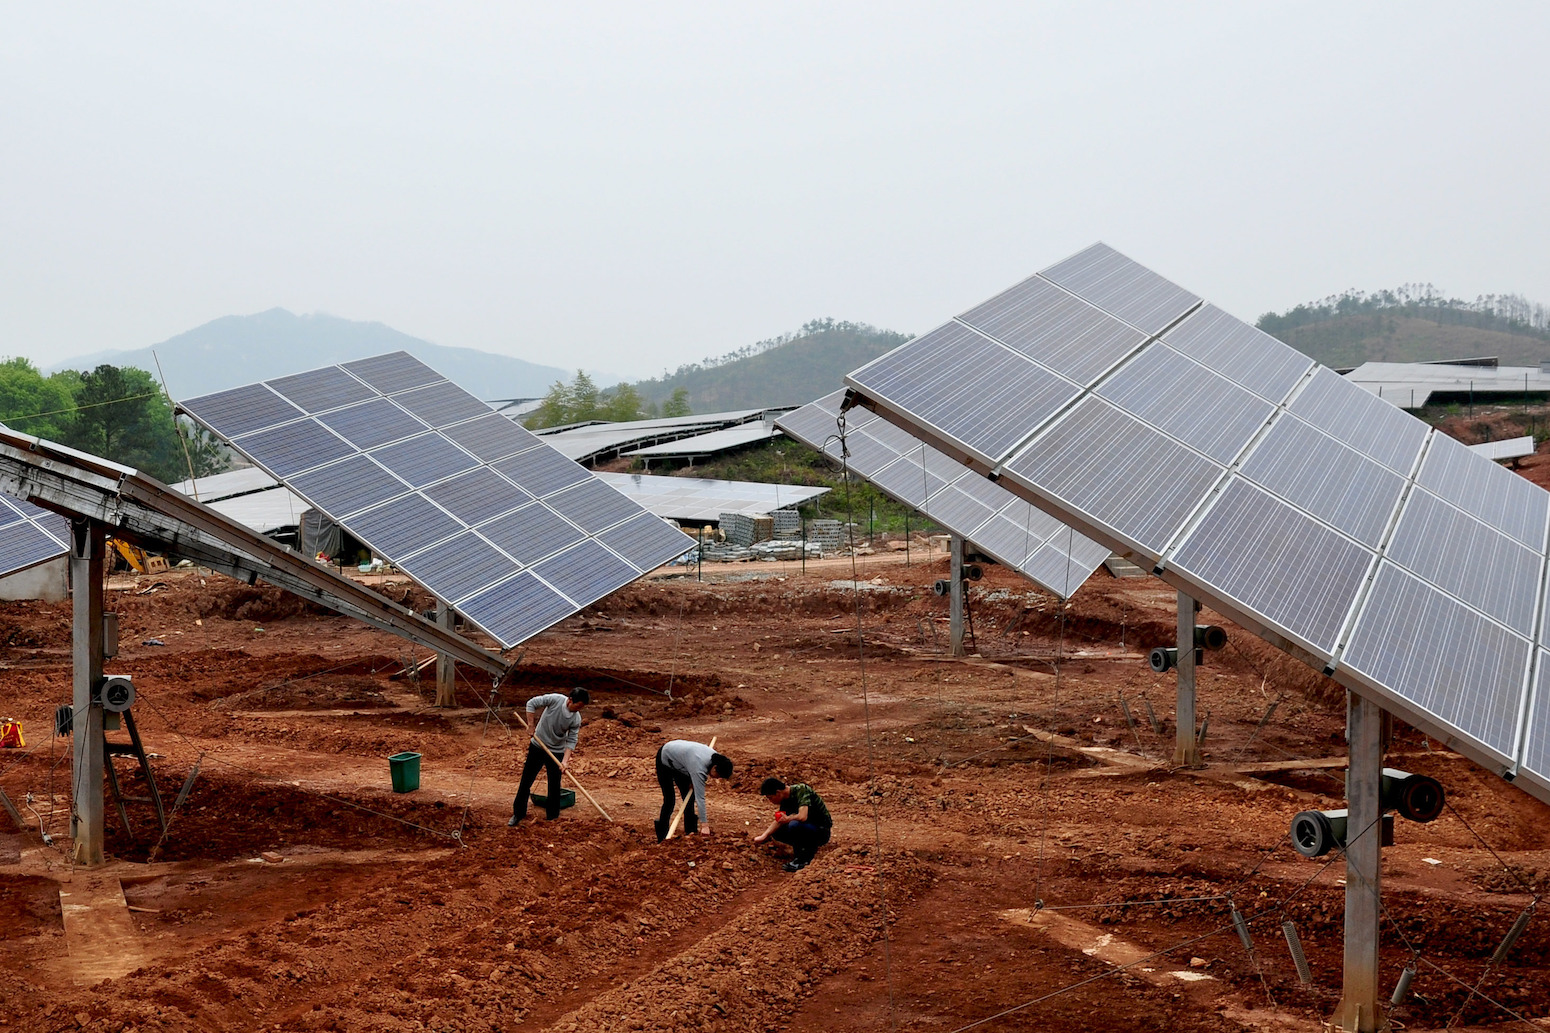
772,820,831,862
654,745,697,838
513,740,562,822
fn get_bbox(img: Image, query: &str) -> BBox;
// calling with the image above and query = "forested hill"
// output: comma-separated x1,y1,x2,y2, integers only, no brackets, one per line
631,319,911,411
1257,286,1550,369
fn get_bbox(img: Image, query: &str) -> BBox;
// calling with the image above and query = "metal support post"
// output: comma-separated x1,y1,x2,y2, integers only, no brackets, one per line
949,535,966,657
1333,692,1384,1032
70,518,106,866
435,602,456,707
1173,592,1202,767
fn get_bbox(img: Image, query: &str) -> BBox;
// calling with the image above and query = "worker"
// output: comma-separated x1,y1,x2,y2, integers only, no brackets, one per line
752,777,833,871
654,739,734,841
509,687,590,826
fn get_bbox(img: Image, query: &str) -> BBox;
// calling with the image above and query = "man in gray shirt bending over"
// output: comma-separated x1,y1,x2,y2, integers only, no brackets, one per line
510,687,589,825
654,739,734,841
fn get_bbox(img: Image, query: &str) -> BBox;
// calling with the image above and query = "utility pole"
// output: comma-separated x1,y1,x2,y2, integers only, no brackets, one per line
1333,693,1384,1031
435,602,456,707
949,535,966,657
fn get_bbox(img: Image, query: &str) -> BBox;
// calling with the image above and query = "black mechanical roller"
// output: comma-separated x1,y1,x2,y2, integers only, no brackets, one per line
964,565,983,581
1381,769,1445,823
932,579,951,596
1193,625,1228,650
1148,647,1177,673
1291,810,1339,858
99,675,135,714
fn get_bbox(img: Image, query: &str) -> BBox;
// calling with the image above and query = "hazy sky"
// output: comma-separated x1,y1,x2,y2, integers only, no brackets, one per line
5,3,1548,379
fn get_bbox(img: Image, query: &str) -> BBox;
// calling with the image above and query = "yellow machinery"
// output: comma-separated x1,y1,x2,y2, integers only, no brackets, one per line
110,538,169,574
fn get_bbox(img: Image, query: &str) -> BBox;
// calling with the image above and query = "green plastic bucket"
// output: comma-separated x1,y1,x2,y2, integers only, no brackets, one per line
388,751,422,793
532,788,576,811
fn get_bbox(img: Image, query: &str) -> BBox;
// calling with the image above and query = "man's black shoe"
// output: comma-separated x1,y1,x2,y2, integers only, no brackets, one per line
783,857,809,872
654,818,668,843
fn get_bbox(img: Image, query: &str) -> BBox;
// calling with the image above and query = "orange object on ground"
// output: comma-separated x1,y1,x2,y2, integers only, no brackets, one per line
0,718,23,749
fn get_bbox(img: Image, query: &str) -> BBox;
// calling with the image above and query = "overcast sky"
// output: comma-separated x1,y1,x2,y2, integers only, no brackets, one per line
4,3,1548,379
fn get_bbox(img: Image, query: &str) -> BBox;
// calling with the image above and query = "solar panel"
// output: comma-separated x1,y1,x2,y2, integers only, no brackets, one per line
958,273,1147,384
181,351,692,647
846,322,1082,466
777,391,1110,600
0,496,70,578
1161,304,1313,402
1039,242,1201,335
592,473,827,524
842,243,1550,807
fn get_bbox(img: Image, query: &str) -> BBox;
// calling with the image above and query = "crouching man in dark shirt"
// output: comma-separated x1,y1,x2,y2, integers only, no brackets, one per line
752,777,832,872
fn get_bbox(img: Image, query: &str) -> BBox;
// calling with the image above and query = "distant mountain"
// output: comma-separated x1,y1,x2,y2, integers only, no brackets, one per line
1258,287,1550,369
631,319,911,411
45,308,592,402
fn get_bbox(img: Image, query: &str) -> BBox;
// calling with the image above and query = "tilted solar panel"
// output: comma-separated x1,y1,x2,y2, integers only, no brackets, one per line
844,242,1550,806
0,495,70,577
181,352,692,648
776,391,1109,600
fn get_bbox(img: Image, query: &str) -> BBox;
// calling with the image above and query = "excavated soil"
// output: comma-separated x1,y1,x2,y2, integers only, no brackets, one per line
1,545,1548,1032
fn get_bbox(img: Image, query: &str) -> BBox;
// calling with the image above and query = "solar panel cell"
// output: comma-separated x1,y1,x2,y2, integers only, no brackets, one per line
546,479,641,533
1343,563,1529,760
534,539,641,604
289,455,410,518
1039,243,1200,335
318,399,429,450
394,381,496,427
492,447,592,498
238,419,356,477
446,413,543,462
1003,398,1223,557
348,493,462,559
269,366,376,412
850,322,1082,465
480,504,585,565
1387,488,1541,636
425,467,532,526
398,531,518,604
923,485,998,537
341,352,442,394
181,384,302,438
0,520,65,576
597,513,694,571
458,572,578,646
1239,414,1405,548
1521,655,1550,787
958,274,1147,384
1161,304,1312,402
1418,432,1549,550
1096,344,1275,463
372,433,479,488
1289,367,1428,475
1169,478,1374,656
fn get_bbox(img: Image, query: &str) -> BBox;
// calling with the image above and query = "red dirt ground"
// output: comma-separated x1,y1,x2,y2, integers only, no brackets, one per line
2,540,1548,1032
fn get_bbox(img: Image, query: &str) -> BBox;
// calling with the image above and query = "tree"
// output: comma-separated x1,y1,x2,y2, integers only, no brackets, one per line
176,418,233,479
527,379,572,430
0,357,76,441
661,387,692,418
602,382,644,422
59,364,183,481
566,371,601,422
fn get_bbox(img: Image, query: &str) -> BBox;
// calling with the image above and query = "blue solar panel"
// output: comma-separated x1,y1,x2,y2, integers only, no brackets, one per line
535,539,640,605
459,572,578,645
596,513,693,571
180,352,701,648
1039,243,1200,335
318,399,429,451
959,274,1146,385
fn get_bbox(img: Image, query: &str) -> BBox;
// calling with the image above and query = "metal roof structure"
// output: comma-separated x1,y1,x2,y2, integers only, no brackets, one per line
180,352,693,649
171,466,287,502
531,409,787,464
171,469,312,535
594,471,827,524
779,391,1108,598
1343,360,1550,409
844,242,1550,806
623,420,785,462
1469,436,1536,463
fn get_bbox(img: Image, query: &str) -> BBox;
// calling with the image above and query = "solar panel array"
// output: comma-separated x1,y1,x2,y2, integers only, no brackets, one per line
0,495,70,578
846,242,1550,806
778,391,1110,599
181,352,693,647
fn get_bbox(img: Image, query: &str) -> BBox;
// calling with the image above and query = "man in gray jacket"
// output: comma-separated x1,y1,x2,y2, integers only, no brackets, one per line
509,687,589,825
655,739,733,841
